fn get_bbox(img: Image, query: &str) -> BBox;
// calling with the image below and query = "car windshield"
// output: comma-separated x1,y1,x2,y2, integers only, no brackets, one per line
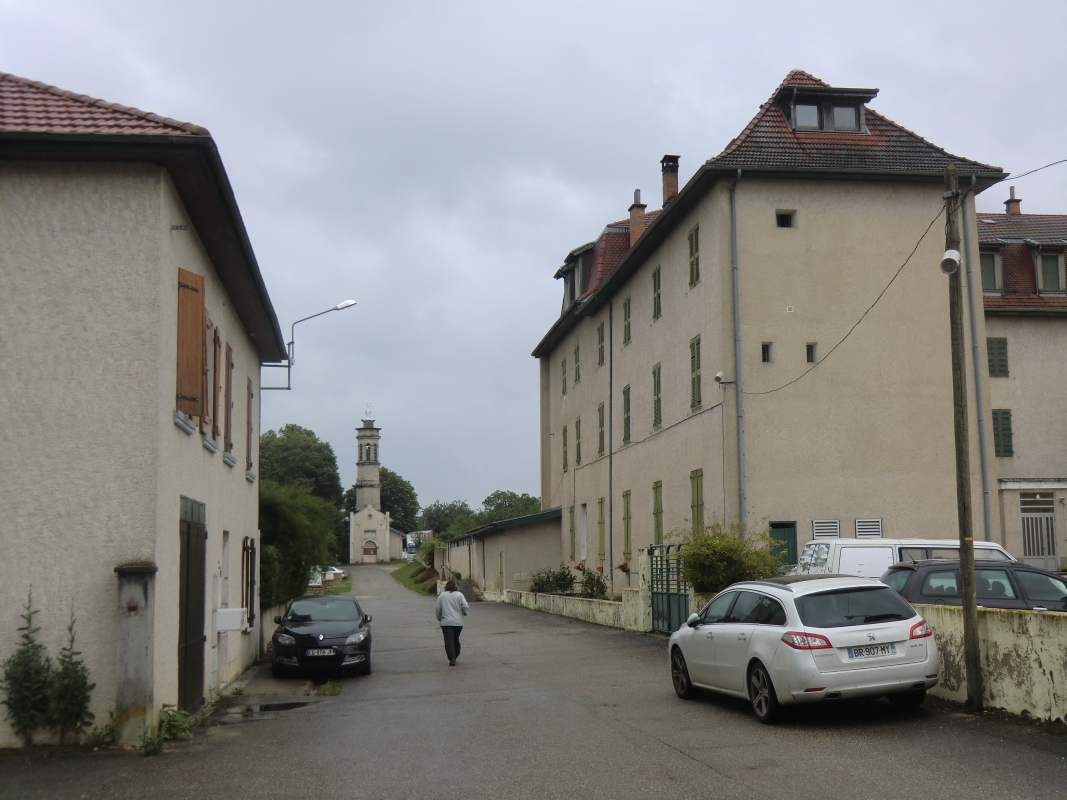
881,569,911,593
795,587,915,628
286,598,361,623
798,542,830,573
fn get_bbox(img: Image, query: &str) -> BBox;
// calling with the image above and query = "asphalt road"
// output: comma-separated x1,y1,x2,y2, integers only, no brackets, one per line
4,564,1067,800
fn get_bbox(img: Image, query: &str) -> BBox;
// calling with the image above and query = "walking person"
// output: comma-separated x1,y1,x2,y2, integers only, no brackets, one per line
435,579,469,666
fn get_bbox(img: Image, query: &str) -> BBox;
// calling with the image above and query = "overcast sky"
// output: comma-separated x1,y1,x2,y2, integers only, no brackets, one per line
4,1,1065,508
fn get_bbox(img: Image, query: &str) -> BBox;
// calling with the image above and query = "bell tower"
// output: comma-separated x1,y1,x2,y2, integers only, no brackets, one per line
354,407,381,511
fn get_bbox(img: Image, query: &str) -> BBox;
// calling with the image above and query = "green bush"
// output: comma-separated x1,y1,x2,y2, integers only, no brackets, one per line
50,601,95,744
578,570,608,599
530,564,576,594
0,590,53,746
259,482,338,607
680,521,780,594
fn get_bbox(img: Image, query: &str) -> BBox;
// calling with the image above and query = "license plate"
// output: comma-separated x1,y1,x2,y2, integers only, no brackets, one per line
306,648,334,657
847,644,897,659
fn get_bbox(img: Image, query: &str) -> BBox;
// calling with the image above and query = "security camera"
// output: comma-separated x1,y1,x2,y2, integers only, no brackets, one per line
940,249,961,275
714,371,725,384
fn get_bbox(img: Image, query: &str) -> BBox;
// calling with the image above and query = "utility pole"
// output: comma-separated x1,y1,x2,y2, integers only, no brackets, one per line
944,164,983,711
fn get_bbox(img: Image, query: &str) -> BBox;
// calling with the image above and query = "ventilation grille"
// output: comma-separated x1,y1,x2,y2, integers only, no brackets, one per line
1021,493,1055,514
855,519,883,538
812,520,840,539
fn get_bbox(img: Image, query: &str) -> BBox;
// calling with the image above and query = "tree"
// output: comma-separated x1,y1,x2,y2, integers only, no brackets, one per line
259,482,339,606
418,500,474,540
343,466,419,533
259,425,343,507
680,521,780,594
423,491,542,540
477,490,541,524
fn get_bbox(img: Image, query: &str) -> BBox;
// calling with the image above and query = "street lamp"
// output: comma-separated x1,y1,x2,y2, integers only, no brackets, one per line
262,299,357,391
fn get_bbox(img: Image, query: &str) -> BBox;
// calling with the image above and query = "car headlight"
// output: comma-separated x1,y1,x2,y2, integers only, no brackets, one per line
345,632,366,645
276,633,296,646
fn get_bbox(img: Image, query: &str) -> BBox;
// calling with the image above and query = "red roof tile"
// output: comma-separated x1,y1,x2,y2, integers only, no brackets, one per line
976,213,1067,245
0,71,207,136
983,241,1067,314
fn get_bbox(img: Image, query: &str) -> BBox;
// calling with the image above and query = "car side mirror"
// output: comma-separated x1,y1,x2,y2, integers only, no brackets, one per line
273,615,282,624
363,615,372,625
686,613,701,628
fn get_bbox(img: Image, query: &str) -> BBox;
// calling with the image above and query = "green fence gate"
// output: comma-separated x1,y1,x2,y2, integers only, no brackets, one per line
650,544,689,634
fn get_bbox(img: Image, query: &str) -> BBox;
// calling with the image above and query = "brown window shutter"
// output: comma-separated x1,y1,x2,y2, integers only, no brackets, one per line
246,377,254,471
212,328,222,441
199,316,211,434
176,269,205,417
224,344,234,451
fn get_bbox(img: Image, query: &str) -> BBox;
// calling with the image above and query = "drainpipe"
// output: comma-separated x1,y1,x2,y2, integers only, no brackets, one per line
730,170,747,523
608,300,615,592
962,176,992,542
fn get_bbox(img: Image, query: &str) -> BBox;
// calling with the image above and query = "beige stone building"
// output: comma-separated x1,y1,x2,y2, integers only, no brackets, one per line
0,73,285,744
349,416,405,563
533,70,1013,595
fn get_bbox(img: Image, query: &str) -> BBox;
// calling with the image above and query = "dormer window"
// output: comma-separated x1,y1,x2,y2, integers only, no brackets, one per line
832,105,859,131
781,84,876,134
795,104,820,129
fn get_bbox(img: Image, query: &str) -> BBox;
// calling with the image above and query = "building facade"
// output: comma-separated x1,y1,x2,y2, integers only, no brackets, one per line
349,416,405,563
534,71,1011,594
0,72,286,743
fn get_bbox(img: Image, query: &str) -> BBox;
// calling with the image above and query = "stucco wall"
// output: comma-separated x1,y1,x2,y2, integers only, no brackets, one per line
481,521,563,593
505,590,622,628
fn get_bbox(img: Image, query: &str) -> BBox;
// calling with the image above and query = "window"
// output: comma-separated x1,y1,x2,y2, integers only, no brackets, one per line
992,409,1013,457
726,592,787,626
574,417,582,466
832,105,859,130
597,498,605,561
690,469,704,536
176,268,205,418
690,336,701,409
652,363,662,429
211,327,222,441
976,569,1016,600
776,212,794,229
921,570,960,599
561,359,567,395
688,226,700,287
598,402,605,456
623,297,631,345
652,266,662,320
987,337,1008,377
652,481,663,545
795,103,819,129
725,591,761,623
795,587,915,628
622,385,631,443
1040,254,1063,292
241,535,257,626
761,342,772,363
806,343,817,364
246,378,255,472
569,506,576,561
700,591,737,623
622,490,632,559
574,344,581,384
980,253,998,291
597,322,605,366
1015,570,1067,602
562,425,568,471
223,343,234,452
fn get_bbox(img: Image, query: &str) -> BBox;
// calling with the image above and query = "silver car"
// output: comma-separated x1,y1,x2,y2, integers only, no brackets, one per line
668,575,939,723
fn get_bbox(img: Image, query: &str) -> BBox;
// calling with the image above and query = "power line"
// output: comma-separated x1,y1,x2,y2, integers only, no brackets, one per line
744,206,945,397
1006,157,1067,182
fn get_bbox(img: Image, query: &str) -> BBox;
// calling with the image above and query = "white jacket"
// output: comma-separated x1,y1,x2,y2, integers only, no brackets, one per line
435,590,469,627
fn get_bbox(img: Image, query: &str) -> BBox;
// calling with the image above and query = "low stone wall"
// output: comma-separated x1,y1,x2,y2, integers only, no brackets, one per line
482,590,505,603
505,590,622,628
916,603,1067,722
621,588,648,631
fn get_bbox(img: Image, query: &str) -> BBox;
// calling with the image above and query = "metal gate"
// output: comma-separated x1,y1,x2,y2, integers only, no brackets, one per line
650,544,689,634
1021,493,1058,572
178,497,207,714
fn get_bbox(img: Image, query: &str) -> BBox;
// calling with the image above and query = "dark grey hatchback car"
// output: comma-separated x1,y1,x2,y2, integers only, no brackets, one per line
881,559,1067,612
271,595,372,678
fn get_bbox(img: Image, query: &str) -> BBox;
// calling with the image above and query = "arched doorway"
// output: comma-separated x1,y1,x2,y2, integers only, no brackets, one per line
363,541,378,564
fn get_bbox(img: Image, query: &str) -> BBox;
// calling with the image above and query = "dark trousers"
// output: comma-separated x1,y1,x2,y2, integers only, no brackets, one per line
442,625,462,660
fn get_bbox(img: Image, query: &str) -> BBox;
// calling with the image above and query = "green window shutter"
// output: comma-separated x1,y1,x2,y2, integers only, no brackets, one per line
623,297,631,345
690,335,701,409
688,226,700,287
574,344,580,384
980,253,997,291
569,506,576,561
575,417,581,465
652,266,661,320
690,469,704,535
561,359,567,395
652,481,663,545
598,402,605,456
622,385,631,443
597,498,605,560
987,337,1008,377
652,363,662,428
622,490,632,558
1041,255,1061,292
597,323,605,366
992,409,1014,457
562,425,568,471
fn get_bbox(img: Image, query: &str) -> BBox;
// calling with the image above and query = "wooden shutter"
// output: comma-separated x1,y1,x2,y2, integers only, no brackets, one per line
987,338,1008,377
652,481,663,545
690,336,701,408
199,316,212,434
562,425,568,472
175,269,205,417
561,359,567,395
211,328,222,441
574,344,580,384
597,498,605,560
652,363,662,428
690,469,704,535
569,506,576,561
246,378,254,471
688,227,699,286
622,385,630,443
575,417,581,465
598,403,605,455
224,344,234,452
622,490,632,558
993,409,1013,457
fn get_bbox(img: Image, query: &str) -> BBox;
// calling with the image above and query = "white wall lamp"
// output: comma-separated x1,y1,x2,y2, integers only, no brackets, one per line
262,299,357,391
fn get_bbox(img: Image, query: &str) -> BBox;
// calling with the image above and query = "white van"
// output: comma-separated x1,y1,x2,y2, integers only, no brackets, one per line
797,538,1015,579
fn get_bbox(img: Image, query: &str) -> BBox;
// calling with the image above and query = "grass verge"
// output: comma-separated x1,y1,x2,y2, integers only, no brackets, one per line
327,575,353,595
392,561,434,594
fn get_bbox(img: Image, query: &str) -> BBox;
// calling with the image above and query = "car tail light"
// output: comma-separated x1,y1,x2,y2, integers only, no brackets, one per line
781,631,833,650
900,594,911,603
910,619,933,639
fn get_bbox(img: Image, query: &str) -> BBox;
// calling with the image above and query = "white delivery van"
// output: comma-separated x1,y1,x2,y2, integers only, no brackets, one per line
797,538,1015,579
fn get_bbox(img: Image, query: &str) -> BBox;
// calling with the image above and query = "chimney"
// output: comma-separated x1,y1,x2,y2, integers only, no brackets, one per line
629,189,647,246
1004,185,1022,216
661,155,680,206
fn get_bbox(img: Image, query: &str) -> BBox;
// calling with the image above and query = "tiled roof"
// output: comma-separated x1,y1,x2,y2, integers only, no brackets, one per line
707,70,1000,175
576,210,663,301
984,241,1067,315
0,71,207,136
976,213,1067,245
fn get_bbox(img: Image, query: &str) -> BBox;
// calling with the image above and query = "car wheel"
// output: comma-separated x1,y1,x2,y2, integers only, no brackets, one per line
888,690,926,710
748,662,782,724
357,653,372,676
671,648,700,699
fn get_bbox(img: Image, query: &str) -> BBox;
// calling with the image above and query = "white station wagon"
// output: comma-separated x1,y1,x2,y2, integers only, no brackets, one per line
669,575,939,723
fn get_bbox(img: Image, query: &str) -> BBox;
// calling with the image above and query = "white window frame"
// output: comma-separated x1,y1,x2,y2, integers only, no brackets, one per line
812,519,840,539
979,250,1003,294
855,519,883,538
1036,252,1065,294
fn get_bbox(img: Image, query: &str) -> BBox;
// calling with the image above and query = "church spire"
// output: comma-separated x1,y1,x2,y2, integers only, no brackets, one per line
354,413,381,511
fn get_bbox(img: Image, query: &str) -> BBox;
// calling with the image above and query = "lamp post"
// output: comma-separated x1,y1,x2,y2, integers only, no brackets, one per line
262,299,356,391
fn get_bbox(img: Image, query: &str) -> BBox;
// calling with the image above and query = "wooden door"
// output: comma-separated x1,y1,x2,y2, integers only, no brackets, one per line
178,497,207,713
